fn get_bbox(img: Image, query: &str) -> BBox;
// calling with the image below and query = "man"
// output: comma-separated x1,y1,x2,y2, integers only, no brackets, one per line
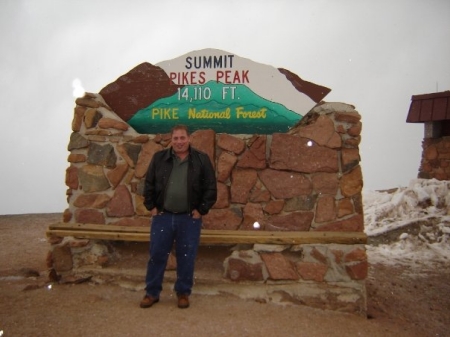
140,125,217,309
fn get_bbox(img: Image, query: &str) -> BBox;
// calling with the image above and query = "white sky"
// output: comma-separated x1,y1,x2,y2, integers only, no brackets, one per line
0,0,449,215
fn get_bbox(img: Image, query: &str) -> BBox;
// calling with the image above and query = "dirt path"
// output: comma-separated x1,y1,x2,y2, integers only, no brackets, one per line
0,214,449,337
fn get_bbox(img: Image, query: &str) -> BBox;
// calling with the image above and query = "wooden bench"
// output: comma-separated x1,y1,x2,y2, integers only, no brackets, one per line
47,223,367,245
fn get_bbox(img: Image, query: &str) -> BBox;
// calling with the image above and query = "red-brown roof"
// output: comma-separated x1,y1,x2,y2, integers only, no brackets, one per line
406,91,450,123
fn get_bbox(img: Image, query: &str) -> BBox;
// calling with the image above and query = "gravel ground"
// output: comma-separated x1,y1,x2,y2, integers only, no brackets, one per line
0,213,448,337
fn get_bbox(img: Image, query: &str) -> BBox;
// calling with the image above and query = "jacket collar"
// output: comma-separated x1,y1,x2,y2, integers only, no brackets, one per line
162,146,192,161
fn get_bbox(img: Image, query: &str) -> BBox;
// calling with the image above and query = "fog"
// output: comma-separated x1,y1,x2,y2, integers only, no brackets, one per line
0,0,449,214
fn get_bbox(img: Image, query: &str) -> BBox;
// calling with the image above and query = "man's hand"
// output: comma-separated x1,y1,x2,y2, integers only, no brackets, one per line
191,209,202,219
150,207,158,216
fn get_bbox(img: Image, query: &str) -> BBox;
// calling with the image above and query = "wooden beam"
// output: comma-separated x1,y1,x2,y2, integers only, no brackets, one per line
200,232,367,245
48,223,149,233
46,222,367,245
48,229,150,242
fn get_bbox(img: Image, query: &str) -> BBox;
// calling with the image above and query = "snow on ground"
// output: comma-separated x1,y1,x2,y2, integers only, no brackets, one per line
363,179,450,269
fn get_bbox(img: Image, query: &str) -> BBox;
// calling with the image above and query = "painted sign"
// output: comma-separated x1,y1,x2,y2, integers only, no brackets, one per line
99,49,331,134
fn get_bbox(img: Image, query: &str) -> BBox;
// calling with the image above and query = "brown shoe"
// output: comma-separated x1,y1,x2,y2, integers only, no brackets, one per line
140,295,159,308
177,294,190,309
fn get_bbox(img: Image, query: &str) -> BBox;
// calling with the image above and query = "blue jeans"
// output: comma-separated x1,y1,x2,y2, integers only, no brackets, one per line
144,212,202,298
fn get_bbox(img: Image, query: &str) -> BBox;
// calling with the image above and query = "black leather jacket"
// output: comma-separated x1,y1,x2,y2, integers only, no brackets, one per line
143,146,217,215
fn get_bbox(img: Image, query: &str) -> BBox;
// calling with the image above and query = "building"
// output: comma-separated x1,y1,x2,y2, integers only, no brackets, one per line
406,91,450,180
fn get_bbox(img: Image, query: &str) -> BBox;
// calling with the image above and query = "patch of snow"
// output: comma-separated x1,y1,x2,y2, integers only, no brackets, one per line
364,179,450,267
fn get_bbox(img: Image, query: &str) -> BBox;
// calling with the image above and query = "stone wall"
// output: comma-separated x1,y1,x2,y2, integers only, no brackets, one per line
418,136,450,180
64,93,363,231
51,92,367,314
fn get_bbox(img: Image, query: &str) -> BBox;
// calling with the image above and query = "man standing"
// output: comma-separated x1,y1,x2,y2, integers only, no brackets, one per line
140,125,217,309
